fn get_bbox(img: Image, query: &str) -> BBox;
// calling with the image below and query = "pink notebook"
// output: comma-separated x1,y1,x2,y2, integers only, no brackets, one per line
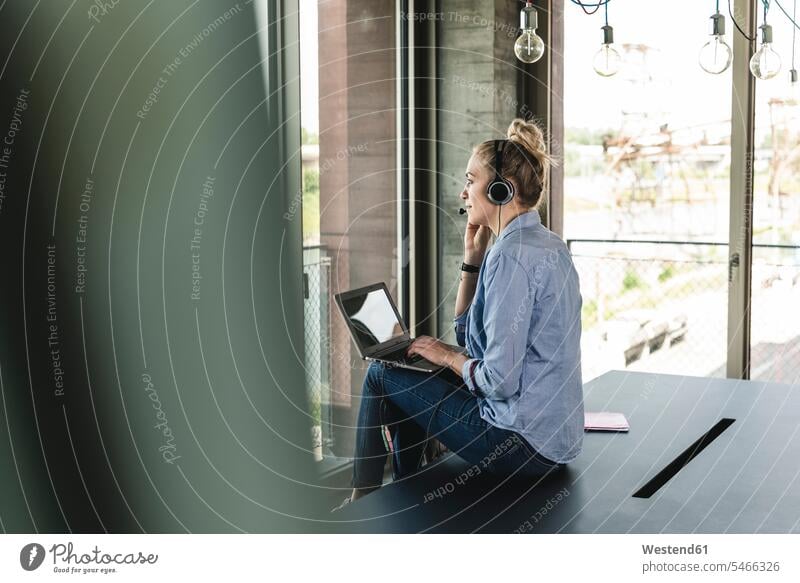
584,412,629,432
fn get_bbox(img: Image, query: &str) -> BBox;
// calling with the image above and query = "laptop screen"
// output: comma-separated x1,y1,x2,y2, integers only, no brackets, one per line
339,288,405,351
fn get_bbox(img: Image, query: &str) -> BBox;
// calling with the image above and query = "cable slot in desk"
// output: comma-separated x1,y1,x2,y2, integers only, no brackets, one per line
632,418,736,499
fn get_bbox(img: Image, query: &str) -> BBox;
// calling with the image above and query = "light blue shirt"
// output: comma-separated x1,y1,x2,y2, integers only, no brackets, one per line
454,210,584,464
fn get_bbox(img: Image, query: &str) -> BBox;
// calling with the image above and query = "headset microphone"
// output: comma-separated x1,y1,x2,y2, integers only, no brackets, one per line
458,208,467,215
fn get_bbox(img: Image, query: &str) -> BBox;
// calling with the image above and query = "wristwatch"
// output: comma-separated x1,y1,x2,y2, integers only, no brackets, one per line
460,261,481,273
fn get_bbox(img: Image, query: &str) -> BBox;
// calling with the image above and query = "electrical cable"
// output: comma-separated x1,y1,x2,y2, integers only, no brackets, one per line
570,0,611,16
519,0,611,17
793,0,798,71
775,0,800,33
498,204,502,242
728,0,757,41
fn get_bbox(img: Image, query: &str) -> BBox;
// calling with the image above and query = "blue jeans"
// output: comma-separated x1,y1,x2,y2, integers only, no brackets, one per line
351,360,563,489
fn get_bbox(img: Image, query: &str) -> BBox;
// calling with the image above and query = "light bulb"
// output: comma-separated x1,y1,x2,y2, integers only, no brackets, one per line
593,25,621,77
750,24,781,80
699,13,732,74
514,3,545,64
515,30,545,63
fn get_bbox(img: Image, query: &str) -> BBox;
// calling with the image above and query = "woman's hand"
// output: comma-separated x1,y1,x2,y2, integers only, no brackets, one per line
464,220,491,265
406,335,456,367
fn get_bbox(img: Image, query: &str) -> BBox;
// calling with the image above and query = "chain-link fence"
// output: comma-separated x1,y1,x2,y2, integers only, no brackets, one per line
569,240,800,384
750,245,800,385
303,246,334,461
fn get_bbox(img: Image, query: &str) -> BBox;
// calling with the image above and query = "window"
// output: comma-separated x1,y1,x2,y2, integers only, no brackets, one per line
564,1,733,381
299,0,399,464
750,8,800,384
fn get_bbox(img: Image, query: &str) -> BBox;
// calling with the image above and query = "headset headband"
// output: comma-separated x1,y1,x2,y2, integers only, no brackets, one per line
495,139,506,178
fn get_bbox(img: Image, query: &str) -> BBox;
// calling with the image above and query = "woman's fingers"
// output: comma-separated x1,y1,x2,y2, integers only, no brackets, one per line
406,335,432,357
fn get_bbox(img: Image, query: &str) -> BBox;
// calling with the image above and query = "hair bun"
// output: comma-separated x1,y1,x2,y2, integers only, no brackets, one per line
506,118,547,159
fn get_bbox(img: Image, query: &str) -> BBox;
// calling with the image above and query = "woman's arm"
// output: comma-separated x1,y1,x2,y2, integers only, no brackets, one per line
445,351,470,378
460,250,535,400
407,221,494,372
455,221,491,317
454,271,479,318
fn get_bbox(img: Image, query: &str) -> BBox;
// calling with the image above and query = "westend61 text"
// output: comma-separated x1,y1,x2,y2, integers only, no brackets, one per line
642,544,708,555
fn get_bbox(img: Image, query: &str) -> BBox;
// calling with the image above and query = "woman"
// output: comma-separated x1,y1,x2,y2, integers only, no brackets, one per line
333,118,584,511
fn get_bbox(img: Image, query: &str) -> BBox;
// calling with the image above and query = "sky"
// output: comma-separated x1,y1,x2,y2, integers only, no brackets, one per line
298,0,800,135
299,0,319,135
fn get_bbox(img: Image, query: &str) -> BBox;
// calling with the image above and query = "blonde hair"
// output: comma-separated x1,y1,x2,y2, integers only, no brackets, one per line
473,118,555,208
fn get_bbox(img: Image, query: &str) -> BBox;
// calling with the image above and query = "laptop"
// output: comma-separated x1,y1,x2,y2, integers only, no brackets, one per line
334,283,458,373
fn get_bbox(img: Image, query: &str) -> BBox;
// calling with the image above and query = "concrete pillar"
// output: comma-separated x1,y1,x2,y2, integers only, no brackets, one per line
437,0,519,340
318,0,397,456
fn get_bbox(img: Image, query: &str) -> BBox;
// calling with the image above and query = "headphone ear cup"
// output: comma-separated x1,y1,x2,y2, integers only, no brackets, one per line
487,179,514,205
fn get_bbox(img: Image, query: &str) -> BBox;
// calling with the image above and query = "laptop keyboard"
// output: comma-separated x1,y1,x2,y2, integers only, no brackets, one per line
379,347,423,364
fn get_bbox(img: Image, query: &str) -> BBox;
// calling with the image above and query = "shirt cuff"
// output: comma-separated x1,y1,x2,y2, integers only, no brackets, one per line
453,309,469,348
461,357,483,397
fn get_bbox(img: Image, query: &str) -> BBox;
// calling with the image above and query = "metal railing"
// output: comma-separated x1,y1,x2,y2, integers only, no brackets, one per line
566,239,800,382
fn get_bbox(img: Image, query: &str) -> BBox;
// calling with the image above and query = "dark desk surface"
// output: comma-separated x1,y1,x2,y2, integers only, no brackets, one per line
333,370,800,533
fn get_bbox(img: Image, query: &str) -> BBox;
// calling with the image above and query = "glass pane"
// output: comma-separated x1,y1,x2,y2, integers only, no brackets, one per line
564,1,732,382
299,1,398,464
750,9,800,385
437,0,519,340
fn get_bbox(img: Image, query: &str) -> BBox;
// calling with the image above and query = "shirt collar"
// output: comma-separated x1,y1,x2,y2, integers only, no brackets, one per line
496,210,541,243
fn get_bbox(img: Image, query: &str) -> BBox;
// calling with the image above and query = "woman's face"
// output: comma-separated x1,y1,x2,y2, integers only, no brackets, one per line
460,153,496,226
